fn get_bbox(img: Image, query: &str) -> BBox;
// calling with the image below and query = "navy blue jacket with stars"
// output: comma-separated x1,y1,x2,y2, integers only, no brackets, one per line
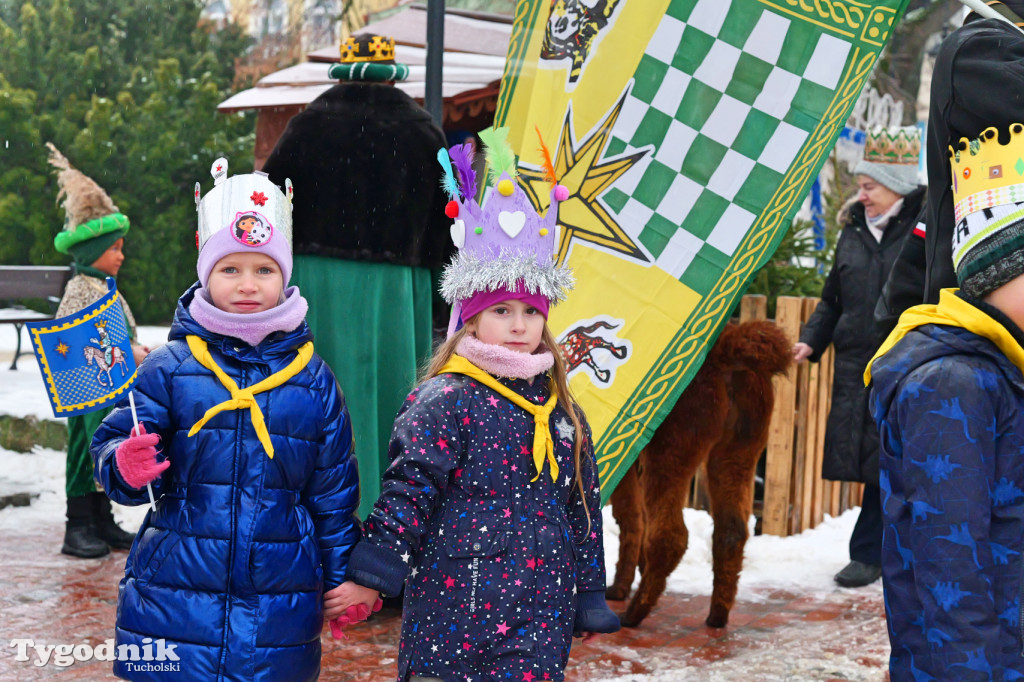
346,369,609,682
869,300,1024,681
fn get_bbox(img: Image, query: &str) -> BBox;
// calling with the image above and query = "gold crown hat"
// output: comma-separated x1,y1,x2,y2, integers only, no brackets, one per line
949,124,1024,297
328,33,409,82
853,126,921,196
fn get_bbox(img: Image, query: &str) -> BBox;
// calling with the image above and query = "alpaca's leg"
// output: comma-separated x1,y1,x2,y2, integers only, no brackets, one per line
608,462,643,600
704,440,761,628
621,452,701,627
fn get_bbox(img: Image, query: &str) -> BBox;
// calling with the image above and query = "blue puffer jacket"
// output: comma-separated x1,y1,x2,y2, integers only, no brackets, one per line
91,285,360,681
869,294,1024,680
345,369,613,682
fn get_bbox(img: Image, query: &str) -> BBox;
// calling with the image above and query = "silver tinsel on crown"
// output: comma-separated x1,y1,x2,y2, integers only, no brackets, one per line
440,249,575,305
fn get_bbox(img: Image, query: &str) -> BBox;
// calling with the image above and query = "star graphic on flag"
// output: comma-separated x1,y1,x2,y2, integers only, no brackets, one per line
54,340,70,358
519,92,648,265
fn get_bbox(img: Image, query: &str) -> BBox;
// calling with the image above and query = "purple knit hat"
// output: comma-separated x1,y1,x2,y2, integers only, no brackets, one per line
194,158,294,287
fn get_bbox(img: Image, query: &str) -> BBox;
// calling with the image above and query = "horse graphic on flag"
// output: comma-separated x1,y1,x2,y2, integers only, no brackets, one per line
494,0,912,498
27,278,137,418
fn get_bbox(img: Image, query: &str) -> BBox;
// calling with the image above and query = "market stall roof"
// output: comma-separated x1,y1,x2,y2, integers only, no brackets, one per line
217,5,511,114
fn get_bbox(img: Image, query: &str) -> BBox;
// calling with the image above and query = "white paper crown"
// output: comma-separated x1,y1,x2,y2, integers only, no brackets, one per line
195,158,293,250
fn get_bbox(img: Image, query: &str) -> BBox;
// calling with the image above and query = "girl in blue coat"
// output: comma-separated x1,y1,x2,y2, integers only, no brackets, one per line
325,134,620,682
91,160,361,681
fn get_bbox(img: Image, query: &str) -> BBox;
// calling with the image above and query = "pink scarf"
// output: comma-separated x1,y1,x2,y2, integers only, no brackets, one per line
455,334,554,380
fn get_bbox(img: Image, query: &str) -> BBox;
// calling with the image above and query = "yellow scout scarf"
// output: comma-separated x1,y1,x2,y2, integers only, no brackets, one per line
186,335,314,459
865,288,1024,386
439,354,560,482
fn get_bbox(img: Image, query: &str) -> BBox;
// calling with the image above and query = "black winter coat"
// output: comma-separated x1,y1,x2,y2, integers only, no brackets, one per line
922,5,1024,303
261,83,453,268
800,187,925,482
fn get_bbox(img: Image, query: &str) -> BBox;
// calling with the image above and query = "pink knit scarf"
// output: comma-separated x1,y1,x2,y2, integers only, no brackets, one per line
455,334,554,380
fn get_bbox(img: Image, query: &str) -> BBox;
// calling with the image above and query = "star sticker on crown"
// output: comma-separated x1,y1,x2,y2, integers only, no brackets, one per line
55,340,69,358
518,93,648,265
250,191,267,206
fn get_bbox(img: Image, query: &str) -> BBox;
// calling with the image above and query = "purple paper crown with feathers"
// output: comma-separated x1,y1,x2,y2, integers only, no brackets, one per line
437,127,574,310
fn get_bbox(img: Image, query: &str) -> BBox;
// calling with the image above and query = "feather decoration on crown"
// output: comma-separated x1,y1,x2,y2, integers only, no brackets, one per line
46,142,120,229
478,127,517,184
447,142,477,200
436,125,575,335
437,148,460,200
536,126,558,186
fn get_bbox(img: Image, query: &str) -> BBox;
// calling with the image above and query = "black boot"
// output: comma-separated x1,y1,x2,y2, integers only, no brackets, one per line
90,492,136,550
61,496,109,558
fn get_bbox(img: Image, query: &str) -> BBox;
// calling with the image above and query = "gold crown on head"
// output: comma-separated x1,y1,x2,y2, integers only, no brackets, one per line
339,34,395,63
862,127,920,165
949,124,1024,224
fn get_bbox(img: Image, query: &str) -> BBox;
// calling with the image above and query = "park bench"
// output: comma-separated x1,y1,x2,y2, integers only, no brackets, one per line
0,265,72,370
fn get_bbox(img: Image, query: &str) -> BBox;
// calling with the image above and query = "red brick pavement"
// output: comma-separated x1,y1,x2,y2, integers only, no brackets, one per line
0,522,891,680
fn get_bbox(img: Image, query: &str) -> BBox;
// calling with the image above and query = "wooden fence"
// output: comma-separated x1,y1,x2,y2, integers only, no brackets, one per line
685,294,864,537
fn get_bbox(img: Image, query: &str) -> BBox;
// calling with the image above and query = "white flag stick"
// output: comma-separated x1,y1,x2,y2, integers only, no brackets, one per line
128,391,157,512
958,0,1024,33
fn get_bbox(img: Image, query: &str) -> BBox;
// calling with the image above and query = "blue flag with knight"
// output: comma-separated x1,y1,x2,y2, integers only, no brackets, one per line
26,277,137,418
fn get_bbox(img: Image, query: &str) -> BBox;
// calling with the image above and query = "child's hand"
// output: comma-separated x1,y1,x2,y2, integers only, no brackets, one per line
115,424,167,489
323,581,380,621
132,344,151,366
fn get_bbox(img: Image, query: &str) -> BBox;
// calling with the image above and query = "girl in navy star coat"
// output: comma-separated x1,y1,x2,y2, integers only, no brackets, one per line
326,134,619,682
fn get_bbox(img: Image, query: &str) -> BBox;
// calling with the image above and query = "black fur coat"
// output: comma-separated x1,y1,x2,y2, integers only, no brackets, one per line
262,83,453,268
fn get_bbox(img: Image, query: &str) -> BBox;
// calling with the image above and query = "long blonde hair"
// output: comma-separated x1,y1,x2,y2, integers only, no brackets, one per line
421,320,592,536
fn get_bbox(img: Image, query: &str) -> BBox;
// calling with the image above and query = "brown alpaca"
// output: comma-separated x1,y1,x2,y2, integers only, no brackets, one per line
606,320,791,628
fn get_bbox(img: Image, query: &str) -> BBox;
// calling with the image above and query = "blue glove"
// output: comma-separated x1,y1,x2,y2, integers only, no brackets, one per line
573,590,620,636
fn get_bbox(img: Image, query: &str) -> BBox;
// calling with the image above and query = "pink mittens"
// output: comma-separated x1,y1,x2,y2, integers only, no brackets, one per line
114,424,168,489
329,598,383,640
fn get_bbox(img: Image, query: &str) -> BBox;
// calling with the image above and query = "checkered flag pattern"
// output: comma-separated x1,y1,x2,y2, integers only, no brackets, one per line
601,0,851,295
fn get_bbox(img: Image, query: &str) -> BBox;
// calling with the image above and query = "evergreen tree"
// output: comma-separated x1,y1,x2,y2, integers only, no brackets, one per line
0,0,253,323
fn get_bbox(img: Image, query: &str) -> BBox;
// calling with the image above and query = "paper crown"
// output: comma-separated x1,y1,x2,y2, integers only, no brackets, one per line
862,126,920,166
949,124,1024,271
340,33,396,63
195,158,293,251
437,128,574,307
329,33,409,81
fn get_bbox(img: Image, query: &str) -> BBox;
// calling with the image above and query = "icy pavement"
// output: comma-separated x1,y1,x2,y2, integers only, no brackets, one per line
0,447,889,680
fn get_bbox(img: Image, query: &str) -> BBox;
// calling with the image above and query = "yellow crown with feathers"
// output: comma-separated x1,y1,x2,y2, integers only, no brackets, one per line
949,124,1024,223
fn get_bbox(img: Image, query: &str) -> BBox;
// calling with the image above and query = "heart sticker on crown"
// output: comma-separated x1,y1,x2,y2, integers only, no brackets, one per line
498,211,526,238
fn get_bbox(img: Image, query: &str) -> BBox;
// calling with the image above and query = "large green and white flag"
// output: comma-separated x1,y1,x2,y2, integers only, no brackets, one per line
495,0,910,498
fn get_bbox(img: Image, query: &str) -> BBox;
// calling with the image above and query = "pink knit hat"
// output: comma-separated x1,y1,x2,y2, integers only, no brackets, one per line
194,158,294,287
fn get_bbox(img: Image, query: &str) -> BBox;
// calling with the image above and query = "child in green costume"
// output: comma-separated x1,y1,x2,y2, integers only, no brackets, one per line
48,143,150,558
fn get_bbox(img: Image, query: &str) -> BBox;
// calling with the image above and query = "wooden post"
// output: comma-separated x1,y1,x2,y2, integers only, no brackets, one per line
812,345,833,527
762,296,802,536
798,298,820,533
740,294,767,323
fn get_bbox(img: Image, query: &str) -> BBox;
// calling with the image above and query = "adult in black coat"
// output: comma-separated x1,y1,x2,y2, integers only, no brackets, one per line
921,2,1024,303
261,34,453,521
794,131,925,588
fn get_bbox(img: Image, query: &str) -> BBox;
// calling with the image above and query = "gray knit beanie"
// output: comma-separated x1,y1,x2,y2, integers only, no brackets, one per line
852,160,919,196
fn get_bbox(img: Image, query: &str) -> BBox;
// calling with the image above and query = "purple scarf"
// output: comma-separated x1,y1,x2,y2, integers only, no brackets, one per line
188,286,309,347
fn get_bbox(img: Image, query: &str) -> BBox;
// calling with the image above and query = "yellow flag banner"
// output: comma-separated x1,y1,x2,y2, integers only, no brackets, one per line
494,0,911,499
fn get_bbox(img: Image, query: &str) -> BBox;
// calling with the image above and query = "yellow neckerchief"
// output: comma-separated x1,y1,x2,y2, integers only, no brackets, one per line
185,335,314,459
865,288,1024,386
438,354,559,482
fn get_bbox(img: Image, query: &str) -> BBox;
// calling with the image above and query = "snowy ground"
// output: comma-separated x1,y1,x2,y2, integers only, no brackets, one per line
0,323,885,680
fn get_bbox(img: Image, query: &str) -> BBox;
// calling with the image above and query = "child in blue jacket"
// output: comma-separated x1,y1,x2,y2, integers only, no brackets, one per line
867,125,1024,680
324,135,619,682
91,160,360,681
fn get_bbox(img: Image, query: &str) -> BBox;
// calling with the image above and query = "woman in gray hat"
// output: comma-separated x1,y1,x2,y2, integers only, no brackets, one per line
792,126,926,588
